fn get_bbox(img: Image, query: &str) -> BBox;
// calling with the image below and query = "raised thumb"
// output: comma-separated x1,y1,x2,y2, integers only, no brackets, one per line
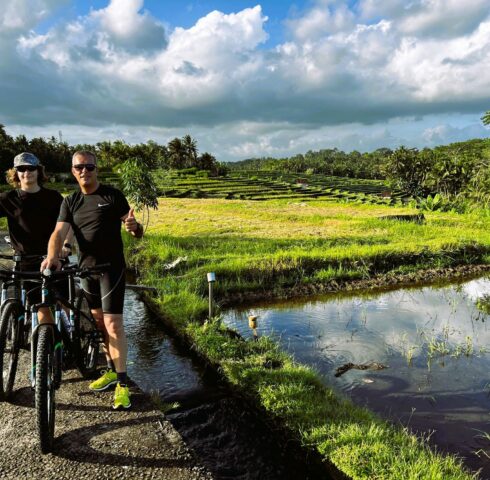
128,207,135,219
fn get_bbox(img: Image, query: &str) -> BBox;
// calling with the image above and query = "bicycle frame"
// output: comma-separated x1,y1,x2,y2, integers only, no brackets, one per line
0,252,44,308
29,272,81,388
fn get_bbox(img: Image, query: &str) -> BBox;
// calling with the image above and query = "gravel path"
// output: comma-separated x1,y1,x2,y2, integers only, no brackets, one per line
0,350,213,480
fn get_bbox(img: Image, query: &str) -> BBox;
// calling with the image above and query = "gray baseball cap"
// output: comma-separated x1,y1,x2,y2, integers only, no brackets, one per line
13,152,40,168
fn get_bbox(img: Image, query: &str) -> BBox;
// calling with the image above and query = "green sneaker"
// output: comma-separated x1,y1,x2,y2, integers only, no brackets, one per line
88,369,118,392
113,383,131,410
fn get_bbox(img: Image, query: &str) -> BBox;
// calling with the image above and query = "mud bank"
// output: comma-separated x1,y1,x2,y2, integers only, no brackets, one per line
221,263,490,307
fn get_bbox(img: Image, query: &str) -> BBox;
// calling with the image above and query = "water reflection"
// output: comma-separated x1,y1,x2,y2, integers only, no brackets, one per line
124,289,207,399
223,276,490,477
122,289,329,480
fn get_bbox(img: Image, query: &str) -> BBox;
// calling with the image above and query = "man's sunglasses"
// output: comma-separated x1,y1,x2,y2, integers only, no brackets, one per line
72,164,96,172
16,165,38,173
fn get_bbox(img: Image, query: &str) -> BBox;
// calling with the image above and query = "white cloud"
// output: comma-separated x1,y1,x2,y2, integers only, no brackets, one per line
387,21,490,101
398,0,490,38
1,0,490,160
1,0,66,32
286,3,354,41
91,0,167,51
359,0,490,38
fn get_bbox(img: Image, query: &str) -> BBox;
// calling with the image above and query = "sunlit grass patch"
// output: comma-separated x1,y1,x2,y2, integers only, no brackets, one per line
126,196,487,480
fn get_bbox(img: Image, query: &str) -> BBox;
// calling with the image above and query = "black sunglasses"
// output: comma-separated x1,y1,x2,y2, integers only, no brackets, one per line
16,165,38,173
72,164,96,172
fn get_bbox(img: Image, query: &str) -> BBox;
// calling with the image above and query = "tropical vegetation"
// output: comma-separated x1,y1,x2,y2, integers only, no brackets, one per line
0,124,226,176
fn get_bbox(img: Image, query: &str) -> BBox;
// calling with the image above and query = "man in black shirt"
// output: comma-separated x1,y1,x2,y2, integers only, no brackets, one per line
0,152,72,323
42,150,143,410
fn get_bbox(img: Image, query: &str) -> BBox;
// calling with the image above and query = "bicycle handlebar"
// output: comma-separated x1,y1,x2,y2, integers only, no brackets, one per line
0,263,111,281
43,263,111,279
0,253,45,262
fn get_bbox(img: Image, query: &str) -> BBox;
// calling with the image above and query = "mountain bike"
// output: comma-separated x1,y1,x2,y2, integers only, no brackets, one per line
0,252,44,400
1,263,108,453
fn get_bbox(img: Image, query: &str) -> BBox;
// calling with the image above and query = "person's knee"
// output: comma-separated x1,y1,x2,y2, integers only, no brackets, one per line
91,308,104,329
38,307,54,324
104,313,124,336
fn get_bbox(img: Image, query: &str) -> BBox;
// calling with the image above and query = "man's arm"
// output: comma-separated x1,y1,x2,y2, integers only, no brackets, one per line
60,226,75,258
121,208,143,239
40,221,71,271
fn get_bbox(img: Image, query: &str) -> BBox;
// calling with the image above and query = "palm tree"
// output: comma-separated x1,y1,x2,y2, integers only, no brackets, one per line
482,111,490,126
182,134,198,168
167,137,185,169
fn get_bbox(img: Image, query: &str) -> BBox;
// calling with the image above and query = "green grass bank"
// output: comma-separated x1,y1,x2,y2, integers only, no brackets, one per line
125,197,490,479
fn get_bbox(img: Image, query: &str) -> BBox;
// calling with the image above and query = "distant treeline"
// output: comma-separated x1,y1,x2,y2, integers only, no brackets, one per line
1,123,489,208
230,147,391,179
230,139,490,208
0,124,228,178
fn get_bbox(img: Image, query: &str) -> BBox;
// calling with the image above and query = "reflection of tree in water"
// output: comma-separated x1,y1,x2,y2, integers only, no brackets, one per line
476,294,490,316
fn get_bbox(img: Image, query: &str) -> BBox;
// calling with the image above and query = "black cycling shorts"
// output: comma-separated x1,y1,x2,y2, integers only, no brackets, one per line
81,267,126,314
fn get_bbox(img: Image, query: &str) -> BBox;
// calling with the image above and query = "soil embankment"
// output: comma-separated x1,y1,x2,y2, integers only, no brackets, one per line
221,263,490,306
0,350,212,480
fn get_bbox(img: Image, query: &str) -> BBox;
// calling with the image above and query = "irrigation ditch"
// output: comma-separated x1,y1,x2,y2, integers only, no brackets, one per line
124,287,335,480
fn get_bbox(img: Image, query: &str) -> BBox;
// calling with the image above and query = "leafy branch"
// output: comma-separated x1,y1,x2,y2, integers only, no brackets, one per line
118,157,159,231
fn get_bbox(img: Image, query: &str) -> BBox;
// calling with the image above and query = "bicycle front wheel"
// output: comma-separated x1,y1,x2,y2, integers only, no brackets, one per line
36,325,57,453
73,291,100,378
0,301,23,401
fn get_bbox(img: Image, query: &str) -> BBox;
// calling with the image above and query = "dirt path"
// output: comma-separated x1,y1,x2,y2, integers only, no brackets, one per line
0,350,213,480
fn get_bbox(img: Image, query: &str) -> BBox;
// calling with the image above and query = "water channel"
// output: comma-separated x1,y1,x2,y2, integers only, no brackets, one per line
124,289,328,480
222,275,490,479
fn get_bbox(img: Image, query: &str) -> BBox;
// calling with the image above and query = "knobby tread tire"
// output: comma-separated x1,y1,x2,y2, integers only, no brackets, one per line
36,325,56,453
0,301,22,401
74,291,100,379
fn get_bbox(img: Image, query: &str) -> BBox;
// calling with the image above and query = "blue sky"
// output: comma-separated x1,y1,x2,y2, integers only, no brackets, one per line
1,0,489,161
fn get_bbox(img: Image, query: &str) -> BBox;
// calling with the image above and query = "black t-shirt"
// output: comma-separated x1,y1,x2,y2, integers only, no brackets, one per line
0,187,63,255
58,184,130,268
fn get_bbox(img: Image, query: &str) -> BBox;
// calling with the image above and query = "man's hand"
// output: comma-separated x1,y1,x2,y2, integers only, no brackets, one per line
40,256,61,272
124,208,142,237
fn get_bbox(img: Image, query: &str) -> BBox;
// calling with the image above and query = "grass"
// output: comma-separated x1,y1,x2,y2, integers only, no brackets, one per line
124,196,490,479
130,198,490,301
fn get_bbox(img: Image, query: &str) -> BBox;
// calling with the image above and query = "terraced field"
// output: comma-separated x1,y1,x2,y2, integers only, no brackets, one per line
154,170,406,204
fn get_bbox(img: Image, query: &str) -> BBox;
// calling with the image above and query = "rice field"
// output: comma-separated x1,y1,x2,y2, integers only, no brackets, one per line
154,170,406,204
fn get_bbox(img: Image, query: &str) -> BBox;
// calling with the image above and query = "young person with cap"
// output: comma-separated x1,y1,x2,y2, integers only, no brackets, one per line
0,152,72,324
41,150,143,410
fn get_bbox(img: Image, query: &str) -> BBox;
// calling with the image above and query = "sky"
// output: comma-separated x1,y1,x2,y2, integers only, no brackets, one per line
1,0,490,162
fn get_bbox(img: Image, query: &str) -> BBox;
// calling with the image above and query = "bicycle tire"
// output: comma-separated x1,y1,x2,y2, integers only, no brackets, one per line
0,301,23,401
36,325,57,453
73,291,100,378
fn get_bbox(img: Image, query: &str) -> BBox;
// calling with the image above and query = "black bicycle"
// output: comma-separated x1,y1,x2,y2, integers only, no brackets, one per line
0,252,44,400
1,264,108,453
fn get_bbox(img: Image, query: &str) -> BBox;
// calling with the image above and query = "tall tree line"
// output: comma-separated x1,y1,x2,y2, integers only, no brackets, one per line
0,125,224,178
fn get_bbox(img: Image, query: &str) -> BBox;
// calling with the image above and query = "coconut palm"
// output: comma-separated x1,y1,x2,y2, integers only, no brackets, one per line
167,137,185,169
182,134,198,168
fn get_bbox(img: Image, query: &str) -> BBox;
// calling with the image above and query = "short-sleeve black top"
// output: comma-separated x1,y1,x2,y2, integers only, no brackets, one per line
58,184,130,268
0,187,63,255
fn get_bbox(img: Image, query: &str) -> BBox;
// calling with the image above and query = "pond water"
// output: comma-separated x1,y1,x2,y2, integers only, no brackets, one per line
123,289,329,480
222,276,490,478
